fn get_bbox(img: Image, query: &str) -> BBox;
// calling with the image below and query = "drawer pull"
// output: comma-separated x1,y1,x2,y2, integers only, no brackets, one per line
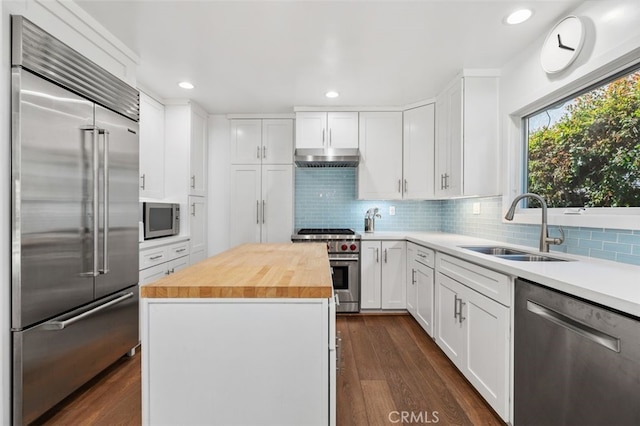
175,248,186,253
149,255,163,260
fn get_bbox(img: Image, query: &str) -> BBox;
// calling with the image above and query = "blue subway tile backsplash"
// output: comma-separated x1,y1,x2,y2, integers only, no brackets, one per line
295,168,440,232
294,169,640,266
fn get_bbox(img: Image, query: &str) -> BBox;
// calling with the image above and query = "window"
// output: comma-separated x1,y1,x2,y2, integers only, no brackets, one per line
524,66,640,208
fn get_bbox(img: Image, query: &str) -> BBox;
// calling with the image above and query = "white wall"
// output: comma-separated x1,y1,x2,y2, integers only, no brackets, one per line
1,1,139,423
499,0,640,229
207,115,231,256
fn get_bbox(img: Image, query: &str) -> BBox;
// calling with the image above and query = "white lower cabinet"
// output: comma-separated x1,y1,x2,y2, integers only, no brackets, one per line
406,242,435,337
361,240,406,309
435,253,510,421
139,239,191,285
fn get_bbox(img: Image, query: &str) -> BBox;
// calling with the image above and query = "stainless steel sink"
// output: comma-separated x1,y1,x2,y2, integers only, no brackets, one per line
459,246,570,262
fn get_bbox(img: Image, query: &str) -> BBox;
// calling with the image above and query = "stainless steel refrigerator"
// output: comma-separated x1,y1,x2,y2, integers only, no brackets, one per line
11,16,140,425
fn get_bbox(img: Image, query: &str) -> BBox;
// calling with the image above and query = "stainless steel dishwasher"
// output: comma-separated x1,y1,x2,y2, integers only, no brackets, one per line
515,278,640,426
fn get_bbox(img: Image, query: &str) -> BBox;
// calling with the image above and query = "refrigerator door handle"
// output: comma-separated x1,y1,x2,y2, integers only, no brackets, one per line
81,125,100,277
99,129,109,274
40,292,134,330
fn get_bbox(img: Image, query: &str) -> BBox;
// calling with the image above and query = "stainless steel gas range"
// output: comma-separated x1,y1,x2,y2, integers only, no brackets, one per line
292,228,360,313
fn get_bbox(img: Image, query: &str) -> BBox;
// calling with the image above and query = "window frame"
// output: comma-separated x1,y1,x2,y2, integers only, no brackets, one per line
504,59,640,231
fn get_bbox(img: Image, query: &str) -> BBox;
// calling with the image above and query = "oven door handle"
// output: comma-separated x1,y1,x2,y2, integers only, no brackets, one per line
330,257,359,262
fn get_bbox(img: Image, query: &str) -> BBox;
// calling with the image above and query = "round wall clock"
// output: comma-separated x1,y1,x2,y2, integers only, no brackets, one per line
540,16,586,74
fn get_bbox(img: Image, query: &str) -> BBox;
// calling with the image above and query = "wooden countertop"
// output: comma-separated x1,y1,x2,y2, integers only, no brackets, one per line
140,243,333,299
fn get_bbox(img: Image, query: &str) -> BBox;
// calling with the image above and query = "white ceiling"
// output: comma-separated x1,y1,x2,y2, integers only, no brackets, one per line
75,0,583,114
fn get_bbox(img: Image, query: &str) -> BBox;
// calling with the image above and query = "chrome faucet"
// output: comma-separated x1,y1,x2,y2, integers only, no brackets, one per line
504,193,564,253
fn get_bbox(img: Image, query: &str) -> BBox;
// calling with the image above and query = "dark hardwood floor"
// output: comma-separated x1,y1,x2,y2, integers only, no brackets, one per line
36,314,504,425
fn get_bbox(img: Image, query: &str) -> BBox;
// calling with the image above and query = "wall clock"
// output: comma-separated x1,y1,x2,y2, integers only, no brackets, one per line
540,16,586,74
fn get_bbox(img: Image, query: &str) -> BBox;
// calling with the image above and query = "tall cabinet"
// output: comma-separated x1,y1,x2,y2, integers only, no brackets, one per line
435,72,500,198
229,119,294,246
164,101,208,262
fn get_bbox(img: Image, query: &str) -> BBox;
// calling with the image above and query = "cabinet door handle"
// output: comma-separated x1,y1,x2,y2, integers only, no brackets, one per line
411,269,416,285
454,295,460,320
329,128,332,146
263,145,266,159
444,173,450,189
398,179,401,193
404,179,408,194
384,248,388,263
336,330,343,374
191,175,196,189
140,173,146,190
262,200,266,224
322,128,325,146
257,146,260,159
440,174,445,190
376,248,379,263
459,301,466,323
191,202,196,216
256,200,259,224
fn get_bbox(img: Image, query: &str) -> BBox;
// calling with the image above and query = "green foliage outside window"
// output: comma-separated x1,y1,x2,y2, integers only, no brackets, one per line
526,69,640,207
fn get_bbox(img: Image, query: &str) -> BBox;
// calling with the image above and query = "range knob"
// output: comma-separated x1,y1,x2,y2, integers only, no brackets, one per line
350,244,357,251
341,244,348,251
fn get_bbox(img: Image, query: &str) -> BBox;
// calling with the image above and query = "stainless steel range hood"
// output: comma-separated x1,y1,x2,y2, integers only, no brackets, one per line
294,148,360,167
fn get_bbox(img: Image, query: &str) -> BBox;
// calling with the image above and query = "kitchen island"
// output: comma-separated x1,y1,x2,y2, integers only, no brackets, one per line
140,243,336,426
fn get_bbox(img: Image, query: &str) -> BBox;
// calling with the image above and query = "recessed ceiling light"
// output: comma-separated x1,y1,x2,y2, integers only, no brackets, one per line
505,9,533,25
178,81,194,90
325,91,339,98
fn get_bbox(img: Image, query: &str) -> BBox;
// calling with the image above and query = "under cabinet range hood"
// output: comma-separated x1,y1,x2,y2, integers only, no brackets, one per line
294,148,360,167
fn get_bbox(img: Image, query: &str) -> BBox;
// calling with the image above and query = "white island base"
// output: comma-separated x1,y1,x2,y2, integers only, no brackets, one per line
141,297,336,426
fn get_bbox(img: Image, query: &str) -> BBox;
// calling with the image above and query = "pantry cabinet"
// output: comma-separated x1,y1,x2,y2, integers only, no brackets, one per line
435,73,499,198
434,253,510,420
357,112,404,200
139,92,165,199
229,164,293,246
230,119,293,165
295,112,358,149
361,240,406,309
229,118,293,247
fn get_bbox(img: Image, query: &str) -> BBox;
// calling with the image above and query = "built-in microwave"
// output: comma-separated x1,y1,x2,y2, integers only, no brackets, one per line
142,202,180,240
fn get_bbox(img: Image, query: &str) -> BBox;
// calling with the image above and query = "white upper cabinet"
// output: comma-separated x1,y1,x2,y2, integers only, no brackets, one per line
403,104,435,199
139,92,165,199
435,73,499,198
164,101,208,198
261,119,294,164
230,119,293,165
230,119,262,164
295,112,358,149
357,111,404,200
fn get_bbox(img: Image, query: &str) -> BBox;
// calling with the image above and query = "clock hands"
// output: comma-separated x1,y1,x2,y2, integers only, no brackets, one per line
557,34,576,51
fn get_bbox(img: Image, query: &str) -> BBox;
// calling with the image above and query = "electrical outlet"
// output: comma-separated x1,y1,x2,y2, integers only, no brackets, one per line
389,206,396,216
472,202,481,215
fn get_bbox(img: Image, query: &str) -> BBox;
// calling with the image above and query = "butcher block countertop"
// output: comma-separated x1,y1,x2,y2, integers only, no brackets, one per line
140,243,333,299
